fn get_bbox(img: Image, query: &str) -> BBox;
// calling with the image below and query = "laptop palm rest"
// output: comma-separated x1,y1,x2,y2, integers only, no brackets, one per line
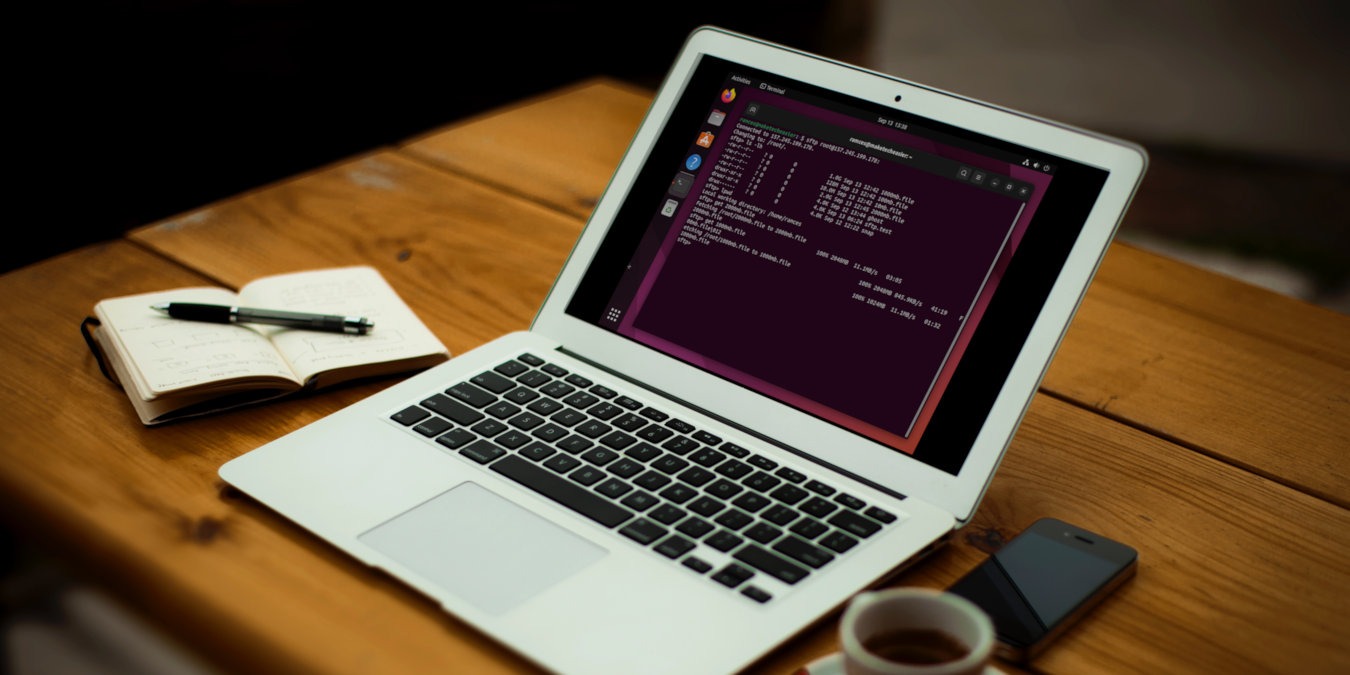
359,481,607,615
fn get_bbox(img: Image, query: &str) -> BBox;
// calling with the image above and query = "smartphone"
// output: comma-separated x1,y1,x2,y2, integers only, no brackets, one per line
947,517,1138,661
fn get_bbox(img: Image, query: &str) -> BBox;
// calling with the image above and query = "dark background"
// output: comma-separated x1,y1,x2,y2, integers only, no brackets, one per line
15,1,1346,314
14,0,866,274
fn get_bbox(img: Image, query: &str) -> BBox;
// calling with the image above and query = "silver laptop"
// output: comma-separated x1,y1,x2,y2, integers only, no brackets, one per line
220,25,1146,674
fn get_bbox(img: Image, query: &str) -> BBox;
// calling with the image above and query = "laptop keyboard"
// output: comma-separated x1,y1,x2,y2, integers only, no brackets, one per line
389,352,904,604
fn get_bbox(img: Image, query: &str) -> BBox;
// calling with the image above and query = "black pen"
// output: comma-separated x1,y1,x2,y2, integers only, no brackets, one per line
150,302,374,335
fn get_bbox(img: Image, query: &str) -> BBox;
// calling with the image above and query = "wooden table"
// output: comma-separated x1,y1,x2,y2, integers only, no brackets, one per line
2,78,1346,674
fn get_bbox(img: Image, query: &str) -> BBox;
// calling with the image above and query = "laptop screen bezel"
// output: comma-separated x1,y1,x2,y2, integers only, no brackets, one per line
530,26,1147,523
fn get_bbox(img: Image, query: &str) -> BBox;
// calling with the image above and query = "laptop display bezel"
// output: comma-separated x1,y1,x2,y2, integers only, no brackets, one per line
531,26,1147,522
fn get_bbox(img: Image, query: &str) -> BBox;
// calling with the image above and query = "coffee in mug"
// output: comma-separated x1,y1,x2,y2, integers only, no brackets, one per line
863,627,971,664
838,588,994,675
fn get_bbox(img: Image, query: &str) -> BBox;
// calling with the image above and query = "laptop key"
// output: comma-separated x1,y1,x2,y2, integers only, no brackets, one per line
607,458,644,479
472,371,516,394
624,442,663,462
639,406,669,422
507,412,545,429
494,431,531,449
676,516,715,539
676,466,714,487
487,402,523,420
665,418,694,434
690,448,726,467
682,557,713,574
531,424,570,443
526,398,564,415
587,402,622,419
620,490,659,512
804,480,836,496
620,518,667,545
732,493,770,513
772,535,836,569
638,425,674,443
789,518,829,540
705,479,743,500
447,383,496,408
653,455,689,475
649,504,686,525
516,370,552,388
829,510,883,538
706,530,744,552
544,454,581,473
658,484,698,504
693,431,722,446
743,471,782,493
714,459,753,480
563,392,599,409
714,509,753,531
493,360,529,377
741,586,773,604
491,455,633,528
744,522,783,544
595,478,633,499
504,386,540,404
711,563,755,588
549,408,586,427
599,430,637,450
687,496,726,517
557,435,594,455
761,504,800,526
412,416,453,438
580,447,620,466
460,440,507,464
747,455,778,471
800,497,838,518
634,471,671,491
820,530,859,554
390,405,430,426
569,466,606,486
734,544,809,585
719,442,747,457
435,428,476,450
655,535,696,559
661,436,699,455
422,394,484,425
612,413,647,431
517,442,555,462
541,381,575,398
469,419,506,437
769,484,809,505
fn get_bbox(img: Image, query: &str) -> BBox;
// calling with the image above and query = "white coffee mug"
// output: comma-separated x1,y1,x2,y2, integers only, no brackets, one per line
838,587,996,675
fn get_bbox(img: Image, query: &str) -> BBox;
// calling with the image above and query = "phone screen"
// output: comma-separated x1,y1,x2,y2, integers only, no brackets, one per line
948,519,1136,654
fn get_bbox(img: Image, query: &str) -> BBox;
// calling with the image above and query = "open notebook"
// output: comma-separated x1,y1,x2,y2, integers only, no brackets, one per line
220,26,1146,674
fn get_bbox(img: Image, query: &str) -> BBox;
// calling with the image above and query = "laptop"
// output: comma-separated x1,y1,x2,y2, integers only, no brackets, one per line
220,25,1146,674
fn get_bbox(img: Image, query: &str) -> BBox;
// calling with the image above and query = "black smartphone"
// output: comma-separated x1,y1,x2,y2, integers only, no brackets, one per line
946,517,1138,661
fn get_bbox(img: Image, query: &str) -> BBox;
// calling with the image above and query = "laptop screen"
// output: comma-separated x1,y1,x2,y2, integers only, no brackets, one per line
567,55,1108,476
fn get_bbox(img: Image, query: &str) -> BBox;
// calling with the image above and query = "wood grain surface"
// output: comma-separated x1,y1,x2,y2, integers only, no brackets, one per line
1,78,1345,674
398,78,1350,508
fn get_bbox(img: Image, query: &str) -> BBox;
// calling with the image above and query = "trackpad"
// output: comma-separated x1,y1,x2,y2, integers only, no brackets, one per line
359,482,607,616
